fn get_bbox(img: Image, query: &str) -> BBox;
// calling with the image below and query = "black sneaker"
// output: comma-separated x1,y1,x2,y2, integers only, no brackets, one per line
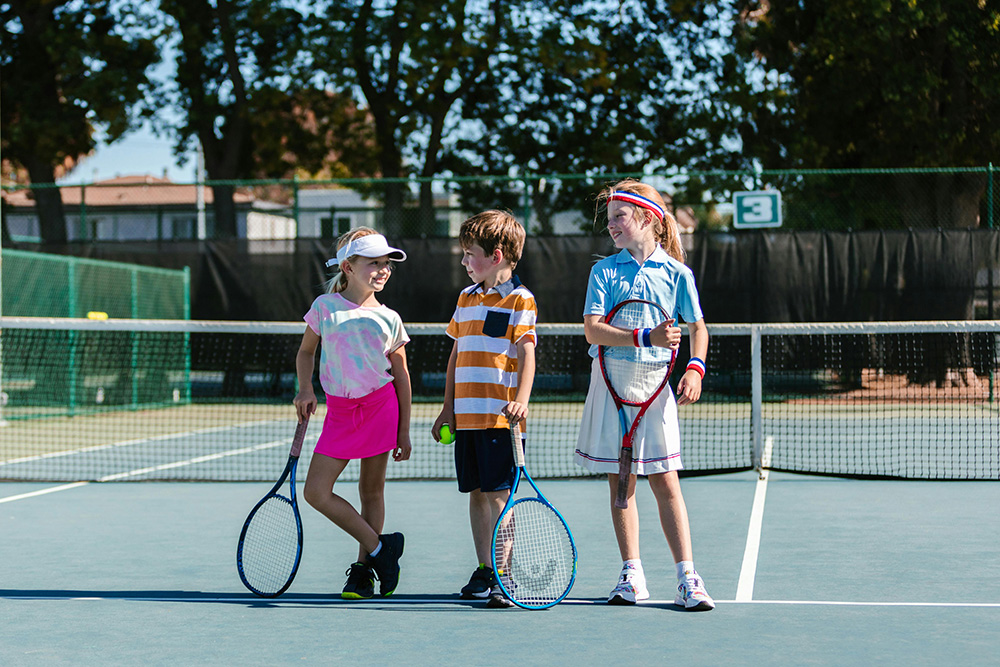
342,562,375,600
460,566,496,599
486,585,515,608
368,532,404,596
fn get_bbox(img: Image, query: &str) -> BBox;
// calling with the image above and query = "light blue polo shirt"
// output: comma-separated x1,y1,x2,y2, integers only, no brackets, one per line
583,246,704,357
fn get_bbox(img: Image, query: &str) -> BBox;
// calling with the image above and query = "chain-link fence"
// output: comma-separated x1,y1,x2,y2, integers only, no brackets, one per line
2,167,996,243
1,249,189,319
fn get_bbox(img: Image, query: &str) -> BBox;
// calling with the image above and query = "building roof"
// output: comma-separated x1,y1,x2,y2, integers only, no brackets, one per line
3,175,255,208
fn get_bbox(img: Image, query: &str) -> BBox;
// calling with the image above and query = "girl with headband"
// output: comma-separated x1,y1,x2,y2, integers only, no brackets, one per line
575,179,715,610
293,227,412,600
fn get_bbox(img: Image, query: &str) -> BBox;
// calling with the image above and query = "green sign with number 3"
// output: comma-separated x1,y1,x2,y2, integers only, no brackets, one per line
733,191,782,228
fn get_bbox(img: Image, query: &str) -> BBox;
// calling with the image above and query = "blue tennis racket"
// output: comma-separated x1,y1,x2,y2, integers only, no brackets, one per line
491,422,578,609
599,299,677,509
236,417,308,597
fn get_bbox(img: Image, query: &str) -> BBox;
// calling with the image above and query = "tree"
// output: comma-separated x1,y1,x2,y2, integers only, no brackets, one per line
160,0,318,237
0,0,158,243
249,87,379,182
309,0,506,235
442,0,731,233
723,0,1000,228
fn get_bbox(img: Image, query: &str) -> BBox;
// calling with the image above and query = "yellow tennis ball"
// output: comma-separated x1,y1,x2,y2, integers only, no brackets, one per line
439,424,455,444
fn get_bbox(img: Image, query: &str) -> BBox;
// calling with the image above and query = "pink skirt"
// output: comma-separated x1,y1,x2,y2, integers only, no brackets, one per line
313,382,399,460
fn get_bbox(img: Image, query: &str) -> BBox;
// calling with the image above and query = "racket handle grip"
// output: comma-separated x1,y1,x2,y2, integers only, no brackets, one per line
291,416,310,458
614,448,632,509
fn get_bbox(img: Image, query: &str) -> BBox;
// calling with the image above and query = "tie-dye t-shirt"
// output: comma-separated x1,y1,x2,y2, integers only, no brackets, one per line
303,293,409,399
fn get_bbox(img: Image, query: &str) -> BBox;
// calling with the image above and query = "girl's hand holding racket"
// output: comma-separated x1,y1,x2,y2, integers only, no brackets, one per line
648,319,682,350
293,389,317,422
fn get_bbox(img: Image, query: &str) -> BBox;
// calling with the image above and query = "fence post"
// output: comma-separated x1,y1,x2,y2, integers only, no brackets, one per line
522,178,532,231
130,267,139,410
988,163,994,231
183,266,192,405
292,174,300,235
79,183,87,240
67,258,77,416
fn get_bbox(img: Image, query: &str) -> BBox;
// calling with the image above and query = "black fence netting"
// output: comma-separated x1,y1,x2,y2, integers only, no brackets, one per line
21,228,998,324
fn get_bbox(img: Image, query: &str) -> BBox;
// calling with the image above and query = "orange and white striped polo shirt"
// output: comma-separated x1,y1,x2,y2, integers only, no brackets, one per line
445,275,537,431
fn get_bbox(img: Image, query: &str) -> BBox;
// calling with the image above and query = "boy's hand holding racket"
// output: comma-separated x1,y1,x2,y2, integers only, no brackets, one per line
503,402,529,424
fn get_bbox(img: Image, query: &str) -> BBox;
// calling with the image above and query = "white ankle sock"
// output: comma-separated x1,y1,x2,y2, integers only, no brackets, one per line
676,560,695,580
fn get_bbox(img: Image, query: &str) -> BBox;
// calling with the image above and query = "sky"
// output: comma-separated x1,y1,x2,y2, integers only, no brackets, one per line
57,125,198,185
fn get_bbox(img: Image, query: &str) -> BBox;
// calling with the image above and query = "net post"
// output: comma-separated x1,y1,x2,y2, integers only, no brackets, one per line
750,324,763,474
989,164,996,402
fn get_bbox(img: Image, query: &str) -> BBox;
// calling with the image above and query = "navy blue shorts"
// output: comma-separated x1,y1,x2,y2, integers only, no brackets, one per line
454,428,518,493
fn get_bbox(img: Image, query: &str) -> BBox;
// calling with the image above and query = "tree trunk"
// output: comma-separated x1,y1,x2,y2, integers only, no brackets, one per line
211,183,238,238
24,157,67,244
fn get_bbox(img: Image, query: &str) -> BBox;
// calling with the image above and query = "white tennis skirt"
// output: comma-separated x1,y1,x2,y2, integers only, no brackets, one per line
574,358,684,476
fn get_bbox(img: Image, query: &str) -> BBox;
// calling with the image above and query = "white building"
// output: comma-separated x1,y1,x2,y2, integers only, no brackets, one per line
2,175,296,242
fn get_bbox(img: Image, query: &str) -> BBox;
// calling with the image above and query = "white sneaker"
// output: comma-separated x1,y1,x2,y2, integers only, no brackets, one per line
608,563,650,605
675,573,715,611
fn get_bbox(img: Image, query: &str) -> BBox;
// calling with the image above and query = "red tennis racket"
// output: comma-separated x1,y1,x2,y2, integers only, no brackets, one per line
598,299,677,509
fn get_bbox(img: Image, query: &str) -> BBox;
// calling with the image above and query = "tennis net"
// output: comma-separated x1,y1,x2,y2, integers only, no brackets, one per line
1,317,997,482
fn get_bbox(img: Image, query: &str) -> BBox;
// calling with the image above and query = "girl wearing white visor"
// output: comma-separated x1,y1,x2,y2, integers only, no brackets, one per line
293,227,412,599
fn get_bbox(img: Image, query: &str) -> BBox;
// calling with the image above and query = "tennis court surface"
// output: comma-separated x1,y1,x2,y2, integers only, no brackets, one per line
2,474,998,664
1,317,998,663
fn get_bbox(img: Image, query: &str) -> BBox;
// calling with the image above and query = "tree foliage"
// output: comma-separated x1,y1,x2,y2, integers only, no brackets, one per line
156,1,380,236
0,0,159,242
160,0,315,236
308,0,509,234
441,0,732,232
722,0,1000,227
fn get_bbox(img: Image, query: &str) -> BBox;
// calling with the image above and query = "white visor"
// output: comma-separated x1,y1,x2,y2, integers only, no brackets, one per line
325,234,407,268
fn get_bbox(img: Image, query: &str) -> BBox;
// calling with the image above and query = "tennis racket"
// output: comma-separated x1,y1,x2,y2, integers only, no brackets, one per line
236,417,309,597
599,299,677,509
491,422,578,609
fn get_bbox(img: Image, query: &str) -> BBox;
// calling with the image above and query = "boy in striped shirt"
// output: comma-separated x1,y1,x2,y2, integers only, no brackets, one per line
432,210,537,608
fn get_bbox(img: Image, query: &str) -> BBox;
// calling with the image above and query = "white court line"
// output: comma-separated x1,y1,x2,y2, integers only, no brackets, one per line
735,436,772,602
0,438,291,503
0,482,89,504
0,595,998,608
0,418,292,468
719,600,1000,608
97,439,289,482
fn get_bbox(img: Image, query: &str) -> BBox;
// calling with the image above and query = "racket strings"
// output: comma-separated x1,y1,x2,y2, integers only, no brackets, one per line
604,303,674,403
239,495,300,595
494,500,575,606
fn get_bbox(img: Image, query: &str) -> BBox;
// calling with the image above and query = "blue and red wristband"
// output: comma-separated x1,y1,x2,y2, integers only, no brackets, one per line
632,328,653,347
686,357,706,378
